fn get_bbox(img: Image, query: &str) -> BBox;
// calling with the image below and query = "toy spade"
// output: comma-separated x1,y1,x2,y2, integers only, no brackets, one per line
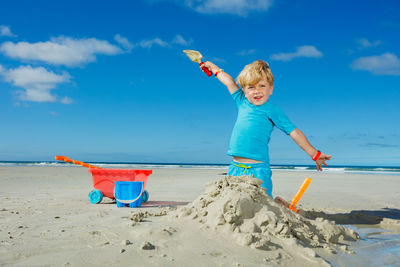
183,50,213,77
55,155,101,169
289,177,312,213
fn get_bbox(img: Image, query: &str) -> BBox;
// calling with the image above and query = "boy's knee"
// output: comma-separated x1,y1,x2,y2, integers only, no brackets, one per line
262,186,273,198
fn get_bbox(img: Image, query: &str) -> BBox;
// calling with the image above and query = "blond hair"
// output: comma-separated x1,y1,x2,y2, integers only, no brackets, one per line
236,60,274,88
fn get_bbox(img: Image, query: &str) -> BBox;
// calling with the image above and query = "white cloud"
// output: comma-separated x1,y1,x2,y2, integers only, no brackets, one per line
357,38,381,49
184,0,273,16
114,34,134,51
270,45,323,62
172,35,193,46
138,35,191,48
138,37,168,48
0,25,17,37
210,57,226,63
351,52,400,76
61,96,73,104
0,36,123,67
237,49,256,56
0,65,71,102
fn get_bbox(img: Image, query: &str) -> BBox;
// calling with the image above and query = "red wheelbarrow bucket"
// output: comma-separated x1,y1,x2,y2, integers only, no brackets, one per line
88,168,152,204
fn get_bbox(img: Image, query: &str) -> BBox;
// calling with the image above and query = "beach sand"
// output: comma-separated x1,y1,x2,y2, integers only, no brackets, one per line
1,166,399,266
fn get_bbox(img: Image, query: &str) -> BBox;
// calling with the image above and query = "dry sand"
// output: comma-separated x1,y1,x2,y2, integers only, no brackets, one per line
1,166,399,266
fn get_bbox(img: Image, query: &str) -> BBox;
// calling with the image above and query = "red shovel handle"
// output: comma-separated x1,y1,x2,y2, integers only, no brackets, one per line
199,62,212,77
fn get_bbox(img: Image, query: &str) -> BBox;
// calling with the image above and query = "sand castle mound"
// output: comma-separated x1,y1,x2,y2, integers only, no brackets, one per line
171,175,359,254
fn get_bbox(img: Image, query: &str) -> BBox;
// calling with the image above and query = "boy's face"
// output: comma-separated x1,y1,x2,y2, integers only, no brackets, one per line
243,78,273,106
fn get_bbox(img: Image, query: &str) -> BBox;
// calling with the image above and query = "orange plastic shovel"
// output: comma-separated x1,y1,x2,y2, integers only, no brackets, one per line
55,155,101,169
289,177,312,213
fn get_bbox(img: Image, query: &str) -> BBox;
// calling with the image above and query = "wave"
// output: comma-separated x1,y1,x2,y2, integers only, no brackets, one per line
0,161,228,170
0,161,399,175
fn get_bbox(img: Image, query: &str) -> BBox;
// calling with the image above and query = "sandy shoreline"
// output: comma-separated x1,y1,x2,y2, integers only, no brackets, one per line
1,167,399,266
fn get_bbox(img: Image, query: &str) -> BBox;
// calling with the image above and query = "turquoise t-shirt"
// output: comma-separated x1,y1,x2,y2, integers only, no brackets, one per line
227,89,297,163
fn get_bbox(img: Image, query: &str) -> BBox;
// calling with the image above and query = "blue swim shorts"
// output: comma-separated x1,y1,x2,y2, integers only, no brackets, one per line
227,161,273,197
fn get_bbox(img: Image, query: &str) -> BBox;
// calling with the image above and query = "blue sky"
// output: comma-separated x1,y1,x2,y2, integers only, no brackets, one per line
0,0,399,166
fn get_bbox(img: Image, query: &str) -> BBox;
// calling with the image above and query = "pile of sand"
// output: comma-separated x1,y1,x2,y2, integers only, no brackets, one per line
170,175,359,259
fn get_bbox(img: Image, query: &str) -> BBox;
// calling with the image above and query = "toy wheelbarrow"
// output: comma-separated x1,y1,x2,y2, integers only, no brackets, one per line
55,156,152,204
88,168,152,204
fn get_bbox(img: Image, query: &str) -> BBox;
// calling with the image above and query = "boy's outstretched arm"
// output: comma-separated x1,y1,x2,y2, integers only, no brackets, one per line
289,128,331,171
201,61,239,94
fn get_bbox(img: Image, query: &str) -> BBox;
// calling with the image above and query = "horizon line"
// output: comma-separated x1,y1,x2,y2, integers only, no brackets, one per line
0,160,399,168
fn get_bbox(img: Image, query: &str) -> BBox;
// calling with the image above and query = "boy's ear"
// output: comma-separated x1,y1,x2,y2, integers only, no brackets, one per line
270,85,274,95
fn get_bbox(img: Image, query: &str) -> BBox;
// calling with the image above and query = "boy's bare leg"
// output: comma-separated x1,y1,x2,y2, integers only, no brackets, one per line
274,196,291,208
275,196,306,216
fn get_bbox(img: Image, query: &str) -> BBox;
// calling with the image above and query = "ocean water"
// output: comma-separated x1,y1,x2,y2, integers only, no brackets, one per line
0,161,399,175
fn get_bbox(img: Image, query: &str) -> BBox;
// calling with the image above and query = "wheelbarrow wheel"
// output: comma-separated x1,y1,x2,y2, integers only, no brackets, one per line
89,190,103,204
142,190,149,203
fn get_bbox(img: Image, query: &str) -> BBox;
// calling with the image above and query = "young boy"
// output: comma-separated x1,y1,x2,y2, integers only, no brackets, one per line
201,60,331,200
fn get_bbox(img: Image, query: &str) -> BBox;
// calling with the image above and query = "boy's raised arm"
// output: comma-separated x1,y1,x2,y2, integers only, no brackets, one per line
201,61,239,94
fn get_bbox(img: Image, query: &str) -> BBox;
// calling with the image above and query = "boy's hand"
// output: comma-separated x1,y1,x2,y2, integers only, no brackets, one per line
289,129,332,172
200,61,219,74
315,153,331,171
